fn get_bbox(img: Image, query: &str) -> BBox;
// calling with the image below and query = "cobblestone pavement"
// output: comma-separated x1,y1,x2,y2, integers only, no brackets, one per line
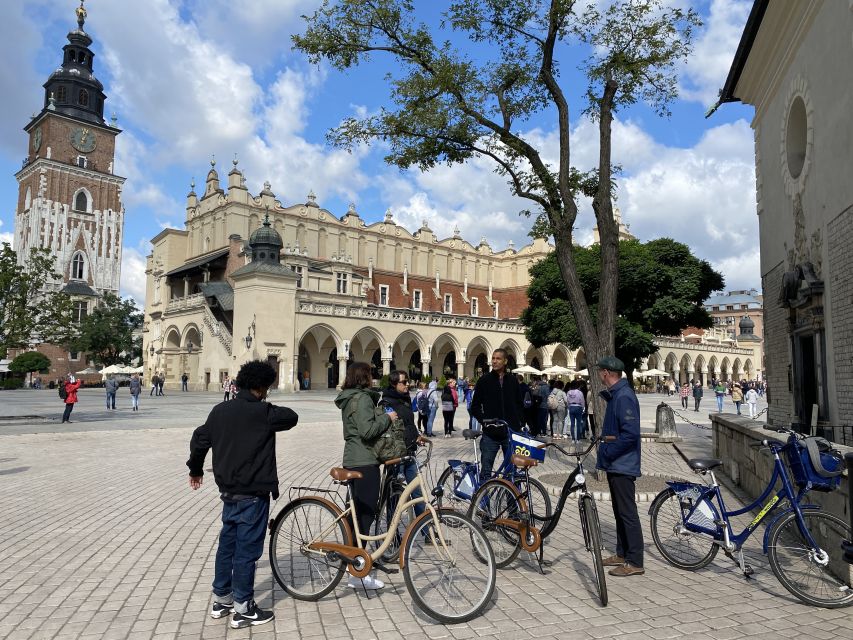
2,390,850,639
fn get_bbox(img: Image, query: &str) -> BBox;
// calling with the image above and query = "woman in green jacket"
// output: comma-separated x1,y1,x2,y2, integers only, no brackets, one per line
334,362,397,590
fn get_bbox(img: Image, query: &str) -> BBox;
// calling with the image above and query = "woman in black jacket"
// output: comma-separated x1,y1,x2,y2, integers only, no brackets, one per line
381,370,424,518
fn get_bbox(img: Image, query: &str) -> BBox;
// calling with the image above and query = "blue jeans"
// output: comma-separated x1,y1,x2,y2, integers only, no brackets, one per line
131,394,139,409
715,394,724,412
479,433,510,482
402,460,425,518
213,495,270,605
426,406,438,436
568,405,585,440
106,391,116,409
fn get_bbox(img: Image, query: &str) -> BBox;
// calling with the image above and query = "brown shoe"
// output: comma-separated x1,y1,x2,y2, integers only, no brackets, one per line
609,563,645,577
602,554,625,567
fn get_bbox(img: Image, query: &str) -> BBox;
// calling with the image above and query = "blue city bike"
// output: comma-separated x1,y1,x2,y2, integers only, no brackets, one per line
649,425,852,608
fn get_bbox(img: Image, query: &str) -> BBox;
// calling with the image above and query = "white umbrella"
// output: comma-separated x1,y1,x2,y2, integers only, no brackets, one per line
643,368,669,376
512,365,542,375
540,365,575,376
75,366,101,375
100,364,122,374
683,333,703,339
575,368,589,377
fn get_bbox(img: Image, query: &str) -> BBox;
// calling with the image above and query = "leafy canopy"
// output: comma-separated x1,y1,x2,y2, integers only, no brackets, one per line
0,242,76,358
8,351,52,375
73,293,142,367
522,238,724,373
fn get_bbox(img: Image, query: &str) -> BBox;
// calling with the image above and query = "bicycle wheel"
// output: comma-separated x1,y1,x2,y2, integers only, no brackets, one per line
436,465,466,508
370,482,412,563
268,497,350,600
580,495,608,607
649,488,718,570
467,479,523,568
402,508,496,624
515,476,553,523
767,510,853,608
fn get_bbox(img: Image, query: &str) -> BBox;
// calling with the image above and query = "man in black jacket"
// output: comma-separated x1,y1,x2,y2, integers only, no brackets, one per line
187,360,298,629
470,349,524,481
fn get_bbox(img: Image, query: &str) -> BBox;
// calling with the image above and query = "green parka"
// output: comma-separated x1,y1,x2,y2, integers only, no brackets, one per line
335,387,391,467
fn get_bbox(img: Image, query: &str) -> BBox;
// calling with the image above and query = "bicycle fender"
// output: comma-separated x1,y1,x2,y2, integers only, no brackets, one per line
761,504,821,554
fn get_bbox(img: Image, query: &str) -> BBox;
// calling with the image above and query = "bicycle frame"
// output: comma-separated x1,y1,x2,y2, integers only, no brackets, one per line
671,441,821,554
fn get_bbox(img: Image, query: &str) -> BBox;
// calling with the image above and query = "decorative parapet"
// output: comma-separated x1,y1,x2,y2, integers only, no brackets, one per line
202,305,232,355
165,293,205,313
297,301,526,334
653,337,755,355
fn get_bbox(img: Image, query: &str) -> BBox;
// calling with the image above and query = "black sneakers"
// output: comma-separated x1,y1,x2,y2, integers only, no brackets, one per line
230,601,274,629
209,601,233,619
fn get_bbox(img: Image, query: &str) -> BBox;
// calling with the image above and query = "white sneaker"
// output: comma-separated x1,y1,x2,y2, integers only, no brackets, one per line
348,574,385,590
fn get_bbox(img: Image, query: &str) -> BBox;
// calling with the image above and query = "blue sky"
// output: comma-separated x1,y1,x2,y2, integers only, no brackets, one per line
0,0,759,306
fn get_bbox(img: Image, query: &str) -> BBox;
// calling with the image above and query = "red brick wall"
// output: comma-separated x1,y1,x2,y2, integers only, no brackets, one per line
7,343,95,385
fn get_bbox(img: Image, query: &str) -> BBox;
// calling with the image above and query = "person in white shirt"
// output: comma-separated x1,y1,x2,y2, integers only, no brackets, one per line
745,386,759,418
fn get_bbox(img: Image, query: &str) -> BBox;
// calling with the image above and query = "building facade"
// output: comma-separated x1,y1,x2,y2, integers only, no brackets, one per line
10,3,125,380
719,0,853,427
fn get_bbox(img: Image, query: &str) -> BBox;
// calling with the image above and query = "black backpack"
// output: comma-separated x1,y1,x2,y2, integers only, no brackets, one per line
59,384,68,400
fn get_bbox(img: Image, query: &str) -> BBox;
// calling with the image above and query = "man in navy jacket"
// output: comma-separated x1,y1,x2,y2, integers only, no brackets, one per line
594,356,644,577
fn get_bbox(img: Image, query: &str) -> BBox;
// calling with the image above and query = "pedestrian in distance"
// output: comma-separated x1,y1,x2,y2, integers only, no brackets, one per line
585,385,596,439
425,380,440,437
105,374,118,410
441,378,458,438
187,360,299,629
157,372,165,396
414,381,428,433
565,380,586,442
334,361,397,591
679,382,690,409
181,372,189,392
229,380,237,400
222,376,231,401
129,373,142,411
469,349,524,482
745,385,759,418
546,380,567,439
150,373,158,396
692,380,703,412
731,383,744,415
61,374,81,423
714,380,727,413
595,356,645,577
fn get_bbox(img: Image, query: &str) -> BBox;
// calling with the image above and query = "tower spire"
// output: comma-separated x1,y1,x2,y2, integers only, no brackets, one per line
76,1,87,31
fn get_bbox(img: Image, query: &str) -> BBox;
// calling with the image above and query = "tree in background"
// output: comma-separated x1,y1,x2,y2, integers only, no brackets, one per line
0,243,76,358
73,293,143,367
523,238,724,382
8,351,52,382
294,0,700,405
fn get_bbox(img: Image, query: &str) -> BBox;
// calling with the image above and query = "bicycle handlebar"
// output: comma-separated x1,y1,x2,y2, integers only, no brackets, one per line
544,437,599,458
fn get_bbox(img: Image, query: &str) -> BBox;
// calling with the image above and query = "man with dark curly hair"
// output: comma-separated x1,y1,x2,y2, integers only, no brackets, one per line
187,360,298,629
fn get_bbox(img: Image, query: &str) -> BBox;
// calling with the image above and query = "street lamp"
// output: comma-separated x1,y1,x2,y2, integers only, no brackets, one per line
149,344,155,357
187,341,194,353
244,334,252,349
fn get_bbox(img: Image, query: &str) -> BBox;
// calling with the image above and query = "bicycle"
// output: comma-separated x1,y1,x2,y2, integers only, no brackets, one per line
435,421,553,523
267,437,497,624
649,425,852,608
467,437,609,607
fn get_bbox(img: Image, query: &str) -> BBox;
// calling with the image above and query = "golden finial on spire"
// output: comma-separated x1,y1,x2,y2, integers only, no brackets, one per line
76,1,87,31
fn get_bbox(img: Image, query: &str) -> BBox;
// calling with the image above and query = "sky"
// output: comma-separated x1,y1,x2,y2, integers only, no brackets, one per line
0,0,760,307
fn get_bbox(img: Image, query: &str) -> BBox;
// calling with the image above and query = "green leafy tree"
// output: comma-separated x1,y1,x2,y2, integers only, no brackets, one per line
0,242,76,358
523,238,725,382
293,0,700,403
8,351,52,377
73,293,143,366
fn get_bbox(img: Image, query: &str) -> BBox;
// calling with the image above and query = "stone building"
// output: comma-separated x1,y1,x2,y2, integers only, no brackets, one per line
718,0,853,428
10,3,125,379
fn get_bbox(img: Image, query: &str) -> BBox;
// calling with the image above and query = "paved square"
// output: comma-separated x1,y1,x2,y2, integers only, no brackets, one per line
0,389,850,639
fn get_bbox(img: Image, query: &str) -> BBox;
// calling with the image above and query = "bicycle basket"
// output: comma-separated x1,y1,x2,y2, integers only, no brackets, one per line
510,432,546,462
785,437,844,492
448,460,478,500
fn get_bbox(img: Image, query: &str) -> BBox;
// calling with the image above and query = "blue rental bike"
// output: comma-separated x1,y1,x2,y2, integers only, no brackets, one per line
649,425,852,608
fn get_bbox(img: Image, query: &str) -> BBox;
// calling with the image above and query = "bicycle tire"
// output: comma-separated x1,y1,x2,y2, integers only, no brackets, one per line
402,508,496,624
649,488,718,570
467,479,523,568
515,476,553,524
370,482,412,563
268,497,350,600
767,510,853,608
580,495,608,607
437,465,466,508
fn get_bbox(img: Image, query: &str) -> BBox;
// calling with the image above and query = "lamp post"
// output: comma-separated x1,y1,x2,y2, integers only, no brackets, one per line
244,334,252,350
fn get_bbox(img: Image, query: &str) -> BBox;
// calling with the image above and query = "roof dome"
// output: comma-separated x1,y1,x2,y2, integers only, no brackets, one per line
249,215,283,248
739,315,755,329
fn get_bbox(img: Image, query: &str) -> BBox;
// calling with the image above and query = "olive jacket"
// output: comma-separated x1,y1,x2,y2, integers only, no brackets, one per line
335,387,392,468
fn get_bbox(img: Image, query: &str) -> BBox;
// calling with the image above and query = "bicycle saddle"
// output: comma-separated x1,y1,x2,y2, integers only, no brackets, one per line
511,454,538,468
330,467,363,482
462,429,483,440
687,458,723,471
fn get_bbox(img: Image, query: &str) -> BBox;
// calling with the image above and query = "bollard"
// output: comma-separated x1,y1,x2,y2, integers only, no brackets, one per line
843,452,853,565
655,403,682,443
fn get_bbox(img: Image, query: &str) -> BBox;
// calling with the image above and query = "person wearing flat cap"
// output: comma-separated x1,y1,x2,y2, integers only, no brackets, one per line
594,355,645,577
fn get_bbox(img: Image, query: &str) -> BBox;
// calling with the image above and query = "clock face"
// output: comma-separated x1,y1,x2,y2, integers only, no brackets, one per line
32,127,42,152
70,126,97,153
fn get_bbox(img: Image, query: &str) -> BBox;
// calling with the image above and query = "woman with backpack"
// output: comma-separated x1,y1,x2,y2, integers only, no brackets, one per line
547,380,567,439
441,379,459,438
425,380,440,438
414,382,428,434
565,380,586,442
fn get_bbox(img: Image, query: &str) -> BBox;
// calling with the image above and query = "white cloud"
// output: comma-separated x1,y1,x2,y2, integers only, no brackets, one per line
120,246,148,307
679,0,752,106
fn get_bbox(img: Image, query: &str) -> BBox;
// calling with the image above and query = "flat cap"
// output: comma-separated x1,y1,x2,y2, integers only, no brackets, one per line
595,355,625,372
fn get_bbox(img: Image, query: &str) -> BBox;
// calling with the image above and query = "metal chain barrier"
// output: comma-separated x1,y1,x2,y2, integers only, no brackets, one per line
661,401,768,431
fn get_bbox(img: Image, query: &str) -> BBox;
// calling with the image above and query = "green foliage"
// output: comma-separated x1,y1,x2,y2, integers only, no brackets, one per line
73,293,143,367
2,378,24,390
523,238,724,374
9,351,51,374
0,243,76,358
438,376,447,388
421,374,432,384
380,374,391,389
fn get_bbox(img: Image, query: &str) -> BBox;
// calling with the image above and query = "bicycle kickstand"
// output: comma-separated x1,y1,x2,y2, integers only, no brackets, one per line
724,548,754,578
536,539,549,573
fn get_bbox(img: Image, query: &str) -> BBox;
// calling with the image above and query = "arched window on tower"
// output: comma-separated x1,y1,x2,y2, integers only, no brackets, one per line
71,253,85,280
78,89,89,106
57,86,67,103
74,190,89,212
24,187,31,211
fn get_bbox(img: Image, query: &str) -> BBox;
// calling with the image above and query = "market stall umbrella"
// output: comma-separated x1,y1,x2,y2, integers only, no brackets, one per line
75,366,101,375
512,365,542,375
642,368,669,377
575,369,589,377
540,365,575,376
100,364,123,374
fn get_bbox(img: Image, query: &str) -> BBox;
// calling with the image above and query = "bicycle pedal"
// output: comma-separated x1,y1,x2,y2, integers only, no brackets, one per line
743,565,754,577
372,562,399,575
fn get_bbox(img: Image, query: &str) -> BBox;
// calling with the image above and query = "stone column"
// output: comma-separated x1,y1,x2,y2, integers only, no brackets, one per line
456,360,466,379
183,275,190,298
686,368,695,384
382,358,392,376
338,356,348,389
421,359,431,381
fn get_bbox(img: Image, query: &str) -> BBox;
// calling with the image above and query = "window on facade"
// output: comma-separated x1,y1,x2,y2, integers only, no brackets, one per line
57,86,67,103
69,351,79,361
336,272,349,294
412,289,422,310
77,156,87,169
72,300,88,324
471,297,479,316
78,89,89,106
71,253,84,279
726,305,734,311
290,265,304,288
443,293,452,314
74,190,88,211
379,284,389,306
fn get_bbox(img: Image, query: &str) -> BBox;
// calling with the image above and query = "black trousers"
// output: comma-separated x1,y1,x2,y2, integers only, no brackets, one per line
62,403,74,422
606,473,644,568
417,411,427,432
347,465,381,538
694,397,701,411
681,396,688,409
442,409,455,435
